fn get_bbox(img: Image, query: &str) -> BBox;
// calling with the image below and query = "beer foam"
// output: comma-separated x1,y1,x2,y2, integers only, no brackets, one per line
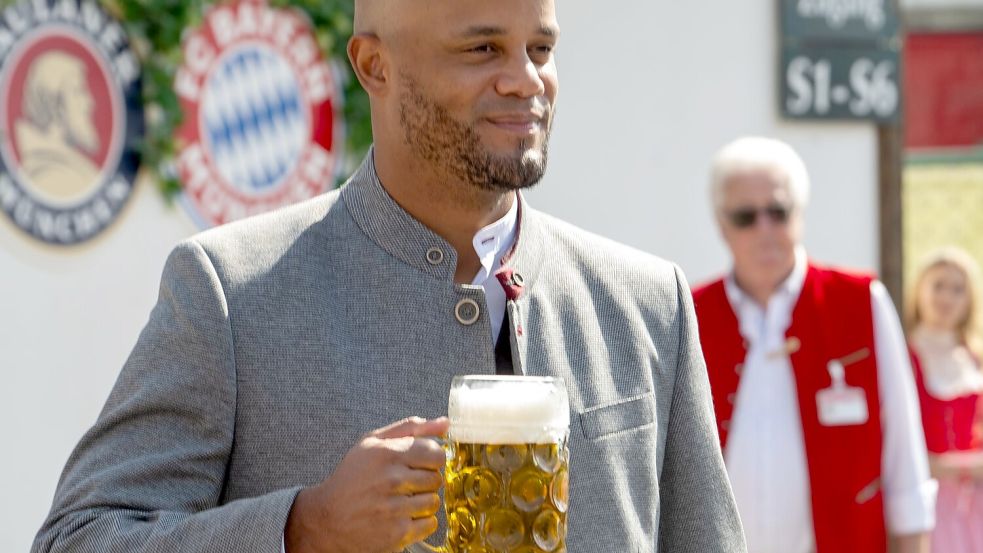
448,378,570,444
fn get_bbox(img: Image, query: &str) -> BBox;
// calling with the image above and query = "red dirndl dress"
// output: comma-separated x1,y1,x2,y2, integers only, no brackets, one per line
912,351,983,553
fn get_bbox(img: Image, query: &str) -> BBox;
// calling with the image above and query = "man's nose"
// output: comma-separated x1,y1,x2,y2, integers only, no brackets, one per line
495,52,547,99
755,215,777,230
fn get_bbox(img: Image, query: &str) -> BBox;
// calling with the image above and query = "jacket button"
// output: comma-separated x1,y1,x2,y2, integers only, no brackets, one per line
426,247,444,265
455,298,480,325
512,271,525,286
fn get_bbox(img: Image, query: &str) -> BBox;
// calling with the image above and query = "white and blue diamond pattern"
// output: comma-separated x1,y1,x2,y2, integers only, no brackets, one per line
201,46,308,195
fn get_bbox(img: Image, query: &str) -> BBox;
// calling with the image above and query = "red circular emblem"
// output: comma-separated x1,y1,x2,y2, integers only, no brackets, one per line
0,0,142,246
2,29,122,204
174,0,342,227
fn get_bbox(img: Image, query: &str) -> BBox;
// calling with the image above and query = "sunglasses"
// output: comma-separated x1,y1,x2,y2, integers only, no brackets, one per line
725,204,792,229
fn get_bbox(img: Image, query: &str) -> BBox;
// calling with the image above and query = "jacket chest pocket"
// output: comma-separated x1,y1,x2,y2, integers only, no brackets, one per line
579,392,657,440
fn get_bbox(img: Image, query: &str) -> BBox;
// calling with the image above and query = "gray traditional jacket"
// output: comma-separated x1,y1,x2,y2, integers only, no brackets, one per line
33,153,745,553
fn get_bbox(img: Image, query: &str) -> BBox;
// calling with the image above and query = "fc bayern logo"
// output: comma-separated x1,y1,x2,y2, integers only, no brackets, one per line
0,0,142,245
175,0,343,228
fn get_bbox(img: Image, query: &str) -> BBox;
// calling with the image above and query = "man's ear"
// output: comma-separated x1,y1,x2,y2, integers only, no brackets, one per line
348,34,388,96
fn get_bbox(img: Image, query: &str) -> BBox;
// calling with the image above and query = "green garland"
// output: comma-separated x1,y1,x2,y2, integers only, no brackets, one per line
1,0,372,199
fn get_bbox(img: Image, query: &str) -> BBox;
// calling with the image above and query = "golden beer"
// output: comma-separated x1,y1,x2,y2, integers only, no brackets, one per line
441,375,570,553
444,440,569,552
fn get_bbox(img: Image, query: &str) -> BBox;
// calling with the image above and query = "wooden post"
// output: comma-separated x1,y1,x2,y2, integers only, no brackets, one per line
878,124,904,314
881,0,906,316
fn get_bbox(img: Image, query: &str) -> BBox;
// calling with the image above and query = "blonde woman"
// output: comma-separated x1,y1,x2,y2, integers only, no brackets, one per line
908,247,983,552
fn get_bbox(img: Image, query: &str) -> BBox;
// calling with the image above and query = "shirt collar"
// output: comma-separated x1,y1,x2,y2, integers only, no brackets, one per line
470,196,519,285
340,149,545,291
724,246,809,311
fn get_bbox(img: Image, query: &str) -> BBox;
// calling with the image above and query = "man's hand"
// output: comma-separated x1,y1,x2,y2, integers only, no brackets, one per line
285,416,450,553
930,451,983,481
893,532,929,553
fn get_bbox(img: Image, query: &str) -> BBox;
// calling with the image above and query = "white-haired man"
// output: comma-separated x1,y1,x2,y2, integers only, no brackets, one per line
692,137,936,553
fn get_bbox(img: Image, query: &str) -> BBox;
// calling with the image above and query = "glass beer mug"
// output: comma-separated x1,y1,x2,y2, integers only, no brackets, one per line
409,375,571,553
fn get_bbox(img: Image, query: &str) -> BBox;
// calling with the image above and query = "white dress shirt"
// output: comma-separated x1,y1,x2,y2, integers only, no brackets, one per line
281,195,519,552
724,248,937,553
468,194,519,342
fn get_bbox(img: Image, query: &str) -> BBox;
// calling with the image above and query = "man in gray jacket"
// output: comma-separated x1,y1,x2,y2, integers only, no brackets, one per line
33,1,745,552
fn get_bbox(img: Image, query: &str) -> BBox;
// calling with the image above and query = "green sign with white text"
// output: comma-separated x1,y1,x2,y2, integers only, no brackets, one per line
780,0,901,122
781,0,900,42
782,45,900,122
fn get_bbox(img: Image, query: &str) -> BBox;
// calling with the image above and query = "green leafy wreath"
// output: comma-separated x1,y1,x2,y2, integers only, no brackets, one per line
107,0,372,198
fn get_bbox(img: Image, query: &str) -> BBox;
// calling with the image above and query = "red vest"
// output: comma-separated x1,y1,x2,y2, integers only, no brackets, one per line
693,264,886,553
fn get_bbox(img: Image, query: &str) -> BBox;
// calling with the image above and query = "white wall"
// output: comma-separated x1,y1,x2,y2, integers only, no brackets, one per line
528,1,878,286
1,174,198,551
1,2,881,551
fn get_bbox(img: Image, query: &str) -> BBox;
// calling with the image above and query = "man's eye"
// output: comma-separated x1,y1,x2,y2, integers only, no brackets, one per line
469,44,495,54
529,45,555,62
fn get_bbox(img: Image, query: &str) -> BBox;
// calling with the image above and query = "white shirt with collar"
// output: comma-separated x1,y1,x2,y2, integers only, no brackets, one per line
723,247,937,553
469,193,519,343
280,196,518,553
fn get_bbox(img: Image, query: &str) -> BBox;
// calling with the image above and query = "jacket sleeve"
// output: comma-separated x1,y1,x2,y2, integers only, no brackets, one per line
657,264,747,553
32,240,301,553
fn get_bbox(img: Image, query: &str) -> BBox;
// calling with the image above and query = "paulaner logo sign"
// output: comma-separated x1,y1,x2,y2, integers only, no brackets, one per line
175,0,343,228
0,0,142,246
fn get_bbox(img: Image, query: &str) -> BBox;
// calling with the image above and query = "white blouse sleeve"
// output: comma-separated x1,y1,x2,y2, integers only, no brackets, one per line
871,280,937,534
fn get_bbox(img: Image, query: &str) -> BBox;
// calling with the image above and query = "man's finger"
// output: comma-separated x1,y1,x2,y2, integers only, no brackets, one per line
372,416,449,440
397,516,440,550
403,492,442,518
403,437,446,471
394,467,443,494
